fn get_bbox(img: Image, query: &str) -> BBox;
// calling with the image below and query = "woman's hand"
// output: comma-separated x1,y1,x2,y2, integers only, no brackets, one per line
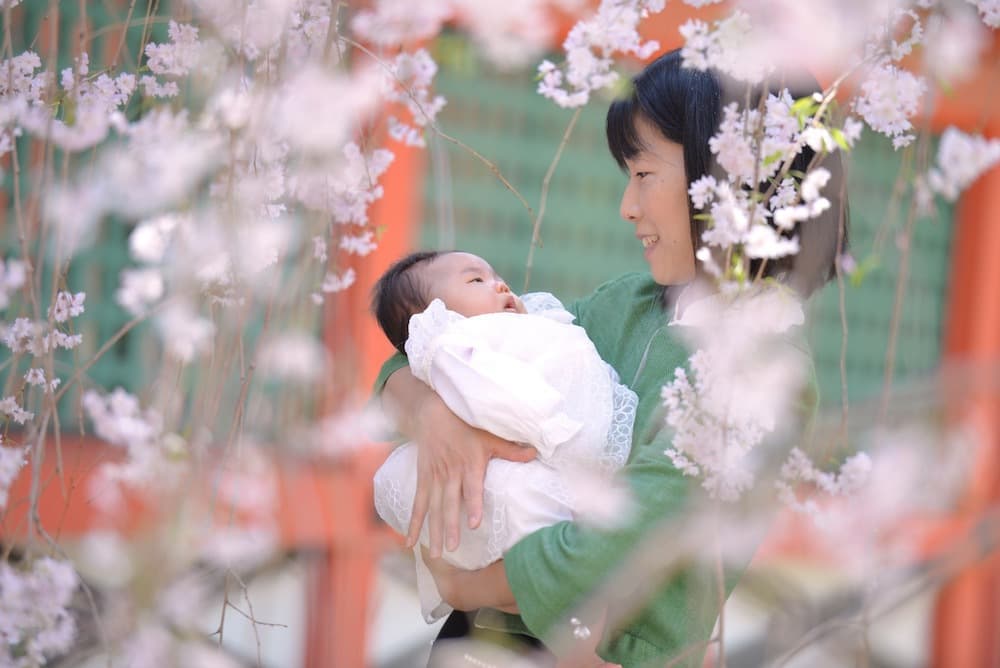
383,367,537,557
421,548,519,613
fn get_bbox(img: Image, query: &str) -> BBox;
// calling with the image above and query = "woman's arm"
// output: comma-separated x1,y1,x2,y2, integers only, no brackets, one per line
423,550,620,668
382,366,537,557
421,548,518,613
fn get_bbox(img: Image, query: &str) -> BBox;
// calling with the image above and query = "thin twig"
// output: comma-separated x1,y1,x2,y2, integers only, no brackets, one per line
111,0,140,68
52,306,159,405
339,35,537,225
714,513,726,668
879,116,933,421
523,107,581,292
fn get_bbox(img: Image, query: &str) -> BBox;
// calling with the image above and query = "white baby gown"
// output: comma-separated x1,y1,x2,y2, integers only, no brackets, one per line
373,293,637,622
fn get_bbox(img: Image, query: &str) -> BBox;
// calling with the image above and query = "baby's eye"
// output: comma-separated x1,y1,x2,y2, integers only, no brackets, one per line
468,277,484,283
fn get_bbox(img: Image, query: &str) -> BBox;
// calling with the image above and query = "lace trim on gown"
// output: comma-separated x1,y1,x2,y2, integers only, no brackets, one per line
404,298,464,383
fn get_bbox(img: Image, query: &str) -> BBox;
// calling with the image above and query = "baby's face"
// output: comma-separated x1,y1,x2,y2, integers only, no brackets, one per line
423,252,525,317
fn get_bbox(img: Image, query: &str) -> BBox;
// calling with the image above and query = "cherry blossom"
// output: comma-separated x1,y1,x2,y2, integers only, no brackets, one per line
116,268,165,316
680,10,771,83
0,443,26,509
257,331,328,382
970,0,1000,27
0,396,33,425
926,127,1000,201
382,49,447,147
322,267,357,293
663,286,809,501
852,62,927,150
923,5,990,83
0,558,78,668
155,302,216,362
351,0,452,47
0,258,25,310
538,0,665,108
48,292,85,323
23,368,45,386
776,448,872,527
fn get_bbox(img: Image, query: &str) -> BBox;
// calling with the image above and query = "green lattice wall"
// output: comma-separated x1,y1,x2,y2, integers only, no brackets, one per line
419,55,954,410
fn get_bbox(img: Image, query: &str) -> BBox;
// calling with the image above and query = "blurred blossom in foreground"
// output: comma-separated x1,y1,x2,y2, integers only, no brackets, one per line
0,442,26,509
775,423,977,577
663,285,810,502
257,331,329,383
0,558,78,668
538,0,665,108
925,127,1000,201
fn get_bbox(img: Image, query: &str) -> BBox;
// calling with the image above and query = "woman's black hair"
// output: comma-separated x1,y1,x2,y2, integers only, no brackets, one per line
371,250,448,353
606,49,848,297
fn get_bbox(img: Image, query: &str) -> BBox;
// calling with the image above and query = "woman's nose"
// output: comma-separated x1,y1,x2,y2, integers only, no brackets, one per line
620,181,640,223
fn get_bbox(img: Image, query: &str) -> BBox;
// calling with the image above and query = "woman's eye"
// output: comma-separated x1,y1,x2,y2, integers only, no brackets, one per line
635,171,650,179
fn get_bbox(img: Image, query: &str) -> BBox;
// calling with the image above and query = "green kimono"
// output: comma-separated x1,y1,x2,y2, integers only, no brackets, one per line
374,273,736,667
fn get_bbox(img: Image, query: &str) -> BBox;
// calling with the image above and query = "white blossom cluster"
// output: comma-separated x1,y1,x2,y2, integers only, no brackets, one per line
12,50,135,153
537,0,665,108
0,290,87,400
0,258,25,311
708,92,803,186
383,50,447,147
775,448,872,527
453,0,587,69
351,0,453,47
48,292,85,323
0,557,78,668
189,0,301,62
778,426,975,576
676,1,999,156
0,288,85,427
116,214,183,316
680,10,771,83
852,62,927,150
687,167,836,267
0,441,26,509
81,388,192,514
0,3,446,520
663,352,762,501
925,127,1000,201
141,21,204,98
969,0,1000,27
662,288,808,501
0,396,33,425
923,6,990,83
352,0,578,69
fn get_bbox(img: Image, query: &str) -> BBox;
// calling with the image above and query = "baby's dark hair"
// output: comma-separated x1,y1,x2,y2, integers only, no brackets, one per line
371,250,448,353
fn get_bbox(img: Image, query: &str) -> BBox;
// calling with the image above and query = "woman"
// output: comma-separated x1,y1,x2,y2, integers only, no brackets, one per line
375,49,846,667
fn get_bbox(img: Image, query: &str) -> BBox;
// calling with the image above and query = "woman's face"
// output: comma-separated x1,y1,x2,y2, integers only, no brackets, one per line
618,115,696,286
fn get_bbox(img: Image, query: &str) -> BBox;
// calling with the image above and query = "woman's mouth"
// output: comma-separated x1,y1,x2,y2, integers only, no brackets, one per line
641,235,659,249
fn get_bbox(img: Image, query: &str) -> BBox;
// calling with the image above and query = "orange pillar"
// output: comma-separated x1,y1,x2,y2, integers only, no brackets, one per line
308,118,426,667
932,165,1000,668
300,459,382,668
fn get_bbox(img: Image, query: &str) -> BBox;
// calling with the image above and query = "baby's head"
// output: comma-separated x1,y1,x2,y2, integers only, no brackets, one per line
372,251,522,353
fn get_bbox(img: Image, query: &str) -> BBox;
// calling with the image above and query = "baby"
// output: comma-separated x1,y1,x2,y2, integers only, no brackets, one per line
371,250,637,622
